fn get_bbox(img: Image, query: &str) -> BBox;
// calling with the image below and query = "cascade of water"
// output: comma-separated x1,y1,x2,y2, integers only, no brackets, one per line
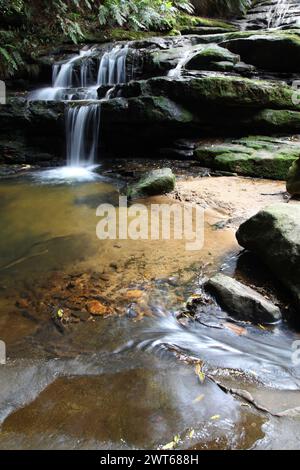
66,104,101,167
267,0,291,28
97,45,129,86
53,49,92,88
28,43,131,174
28,45,129,102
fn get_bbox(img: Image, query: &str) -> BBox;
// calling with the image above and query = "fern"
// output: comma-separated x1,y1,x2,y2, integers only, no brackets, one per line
97,0,195,32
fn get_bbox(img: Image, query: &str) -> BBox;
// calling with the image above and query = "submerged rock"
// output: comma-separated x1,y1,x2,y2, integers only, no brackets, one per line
195,136,300,179
127,168,176,199
287,158,300,196
206,273,281,324
237,204,300,308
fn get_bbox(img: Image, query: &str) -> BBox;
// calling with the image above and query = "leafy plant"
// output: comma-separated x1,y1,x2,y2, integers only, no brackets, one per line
98,0,195,31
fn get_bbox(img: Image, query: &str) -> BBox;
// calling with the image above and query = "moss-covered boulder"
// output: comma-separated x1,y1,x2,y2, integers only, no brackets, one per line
127,168,176,199
221,33,300,73
249,109,300,133
287,158,300,196
236,204,300,308
185,44,240,70
195,137,300,179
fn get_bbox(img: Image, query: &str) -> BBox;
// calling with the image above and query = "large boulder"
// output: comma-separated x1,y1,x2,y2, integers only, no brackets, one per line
195,136,300,179
127,168,176,199
287,158,300,196
101,96,195,125
236,204,300,307
114,76,300,112
206,273,281,324
221,33,300,73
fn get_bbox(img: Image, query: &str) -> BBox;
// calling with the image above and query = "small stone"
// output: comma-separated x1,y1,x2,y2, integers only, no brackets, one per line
124,290,144,300
86,300,111,316
16,298,30,309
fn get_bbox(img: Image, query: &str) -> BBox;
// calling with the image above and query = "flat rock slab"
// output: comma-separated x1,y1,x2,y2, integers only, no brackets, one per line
195,136,300,179
206,273,282,324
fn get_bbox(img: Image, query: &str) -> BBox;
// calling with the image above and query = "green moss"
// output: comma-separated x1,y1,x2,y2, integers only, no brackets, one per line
195,137,300,179
128,168,176,199
84,28,157,43
176,14,237,31
254,109,300,132
287,158,300,195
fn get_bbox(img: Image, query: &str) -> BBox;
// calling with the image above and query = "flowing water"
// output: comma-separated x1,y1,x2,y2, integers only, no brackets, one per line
28,44,130,172
4,11,300,448
28,44,130,102
268,0,292,28
66,104,101,167
0,172,299,449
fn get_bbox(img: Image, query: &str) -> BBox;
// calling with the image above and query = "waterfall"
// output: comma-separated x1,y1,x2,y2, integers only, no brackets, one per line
97,45,128,85
28,42,131,176
66,104,101,167
267,0,291,28
52,49,92,88
28,45,129,102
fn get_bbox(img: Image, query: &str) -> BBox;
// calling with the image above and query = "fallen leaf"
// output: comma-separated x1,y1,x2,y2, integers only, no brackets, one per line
189,429,195,438
210,415,221,421
195,363,205,383
193,394,205,404
224,322,247,336
162,441,175,450
57,308,64,318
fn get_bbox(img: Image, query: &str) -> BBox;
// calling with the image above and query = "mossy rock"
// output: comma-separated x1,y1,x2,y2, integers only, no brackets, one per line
236,204,300,308
185,44,240,70
287,158,300,196
126,76,300,112
101,96,196,125
251,109,300,132
127,168,176,199
195,137,300,179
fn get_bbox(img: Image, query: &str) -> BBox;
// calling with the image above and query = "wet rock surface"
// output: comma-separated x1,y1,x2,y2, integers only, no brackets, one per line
206,273,282,324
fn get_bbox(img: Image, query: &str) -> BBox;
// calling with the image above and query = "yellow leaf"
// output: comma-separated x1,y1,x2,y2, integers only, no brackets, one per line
210,415,221,421
189,429,195,438
258,324,266,330
162,441,175,450
173,434,180,444
57,309,64,318
195,364,205,383
193,394,205,404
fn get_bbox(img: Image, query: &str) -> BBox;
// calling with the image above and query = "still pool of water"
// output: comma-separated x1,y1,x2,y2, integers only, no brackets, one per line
0,171,300,449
